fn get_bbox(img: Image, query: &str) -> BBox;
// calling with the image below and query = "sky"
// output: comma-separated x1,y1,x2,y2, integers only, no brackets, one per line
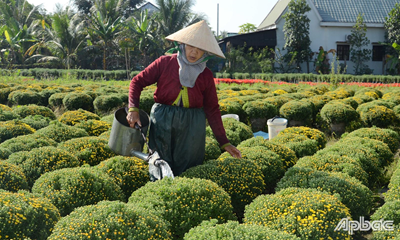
27,0,279,33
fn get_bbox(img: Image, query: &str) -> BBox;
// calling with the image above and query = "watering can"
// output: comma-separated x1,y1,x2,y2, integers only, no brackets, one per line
108,107,174,180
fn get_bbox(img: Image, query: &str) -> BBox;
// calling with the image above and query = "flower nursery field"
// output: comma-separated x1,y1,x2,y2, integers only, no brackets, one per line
1,76,400,240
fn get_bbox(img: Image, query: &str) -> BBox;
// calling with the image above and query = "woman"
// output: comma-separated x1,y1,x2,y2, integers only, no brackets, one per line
126,20,241,176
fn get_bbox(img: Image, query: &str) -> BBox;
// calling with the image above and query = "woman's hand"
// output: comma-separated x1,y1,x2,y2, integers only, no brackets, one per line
224,144,241,158
126,111,141,128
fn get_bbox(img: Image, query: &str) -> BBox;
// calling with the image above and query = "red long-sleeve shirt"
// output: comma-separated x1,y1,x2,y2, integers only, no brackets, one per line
128,54,229,146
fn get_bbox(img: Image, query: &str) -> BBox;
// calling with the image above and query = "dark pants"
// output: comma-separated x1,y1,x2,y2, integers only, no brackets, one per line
148,103,206,176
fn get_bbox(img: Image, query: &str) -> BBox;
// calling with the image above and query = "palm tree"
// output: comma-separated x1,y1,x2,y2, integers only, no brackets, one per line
86,0,123,70
154,0,205,43
0,0,42,66
26,7,87,69
124,9,162,67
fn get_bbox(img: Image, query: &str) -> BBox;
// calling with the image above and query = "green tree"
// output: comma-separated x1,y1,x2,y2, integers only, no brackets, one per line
154,0,205,44
348,13,373,75
384,3,400,74
124,9,162,68
0,0,41,66
87,0,123,70
26,7,87,69
282,0,312,73
238,23,256,34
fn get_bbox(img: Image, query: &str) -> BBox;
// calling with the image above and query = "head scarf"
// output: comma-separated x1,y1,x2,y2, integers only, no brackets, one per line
176,44,209,88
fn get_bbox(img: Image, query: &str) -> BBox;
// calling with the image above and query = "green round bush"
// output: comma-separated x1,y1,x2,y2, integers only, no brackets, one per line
100,113,114,124
276,167,373,219
243,100,277,122
184,219,300,240
384,167,400,202
8,90,42,105
294,153,369,186
342,127,400,154
320,101,359,123
128,177,237,239
12,104,56,119
204,136,221,161
279,126,327,150
317,143,382,187
0,134,57,154
34,121,89,143
237,136,298,169
48,92,67,108
63,92,93,111
48,200,172,240
93,94,124,113
39,88,61,106
6,146,80,188
262,96,291,109
58,109,100,126
0,161,28,191
0,190,60,240
95,156,149,201
357,103,397,128
58,136,116,166
222,117,254,143
339,97,360,109
372,225,400,240
181,157,265,218
20,114,51,130
218,146,284,192
139,92,155,115
339,136,394,168
32,166,125,216
279,100,313,124
271,133,319,158
355,87,383,98
74,119,111,136
0,120,36,143
0,147,11,159
98,129,111,140
371,200,400,225
0,88,11,104
219,97,246,121
0,109,20,121
244,187,351,240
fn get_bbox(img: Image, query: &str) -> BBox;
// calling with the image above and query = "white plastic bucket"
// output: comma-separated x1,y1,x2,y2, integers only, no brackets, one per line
267,117,288,140
221,114,239,121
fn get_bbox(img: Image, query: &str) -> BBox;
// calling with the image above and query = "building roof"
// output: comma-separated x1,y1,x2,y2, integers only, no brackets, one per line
258,0,400,30
311,0,400,23
139,2,159,13
258,0,291,30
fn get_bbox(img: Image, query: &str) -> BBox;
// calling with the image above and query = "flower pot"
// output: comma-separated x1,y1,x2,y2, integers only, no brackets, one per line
330,122,346,137
250,117,267,132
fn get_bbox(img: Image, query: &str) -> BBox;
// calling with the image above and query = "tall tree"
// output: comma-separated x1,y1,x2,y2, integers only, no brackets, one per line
282,0,312,73
154,0,205,44
348,13,373,75
124,9,162,68
87,4,123,70
238,23,256,34
26,7,87,69
0,0,41,66
384,3,400,74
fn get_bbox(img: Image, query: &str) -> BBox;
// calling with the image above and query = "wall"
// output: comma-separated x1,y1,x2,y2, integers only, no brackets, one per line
274,2,387,75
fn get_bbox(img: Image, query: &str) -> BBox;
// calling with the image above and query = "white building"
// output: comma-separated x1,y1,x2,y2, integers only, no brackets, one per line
221,0,400,75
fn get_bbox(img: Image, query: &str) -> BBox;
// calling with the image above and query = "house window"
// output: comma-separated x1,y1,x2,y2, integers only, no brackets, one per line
372,45,385,61
337,45,350,61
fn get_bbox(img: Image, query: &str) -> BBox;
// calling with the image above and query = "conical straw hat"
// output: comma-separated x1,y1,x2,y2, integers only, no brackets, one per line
165,20,225,59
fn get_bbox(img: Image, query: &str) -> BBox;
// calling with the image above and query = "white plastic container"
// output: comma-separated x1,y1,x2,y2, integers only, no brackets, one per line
267,117,288,140
221,114,239,121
